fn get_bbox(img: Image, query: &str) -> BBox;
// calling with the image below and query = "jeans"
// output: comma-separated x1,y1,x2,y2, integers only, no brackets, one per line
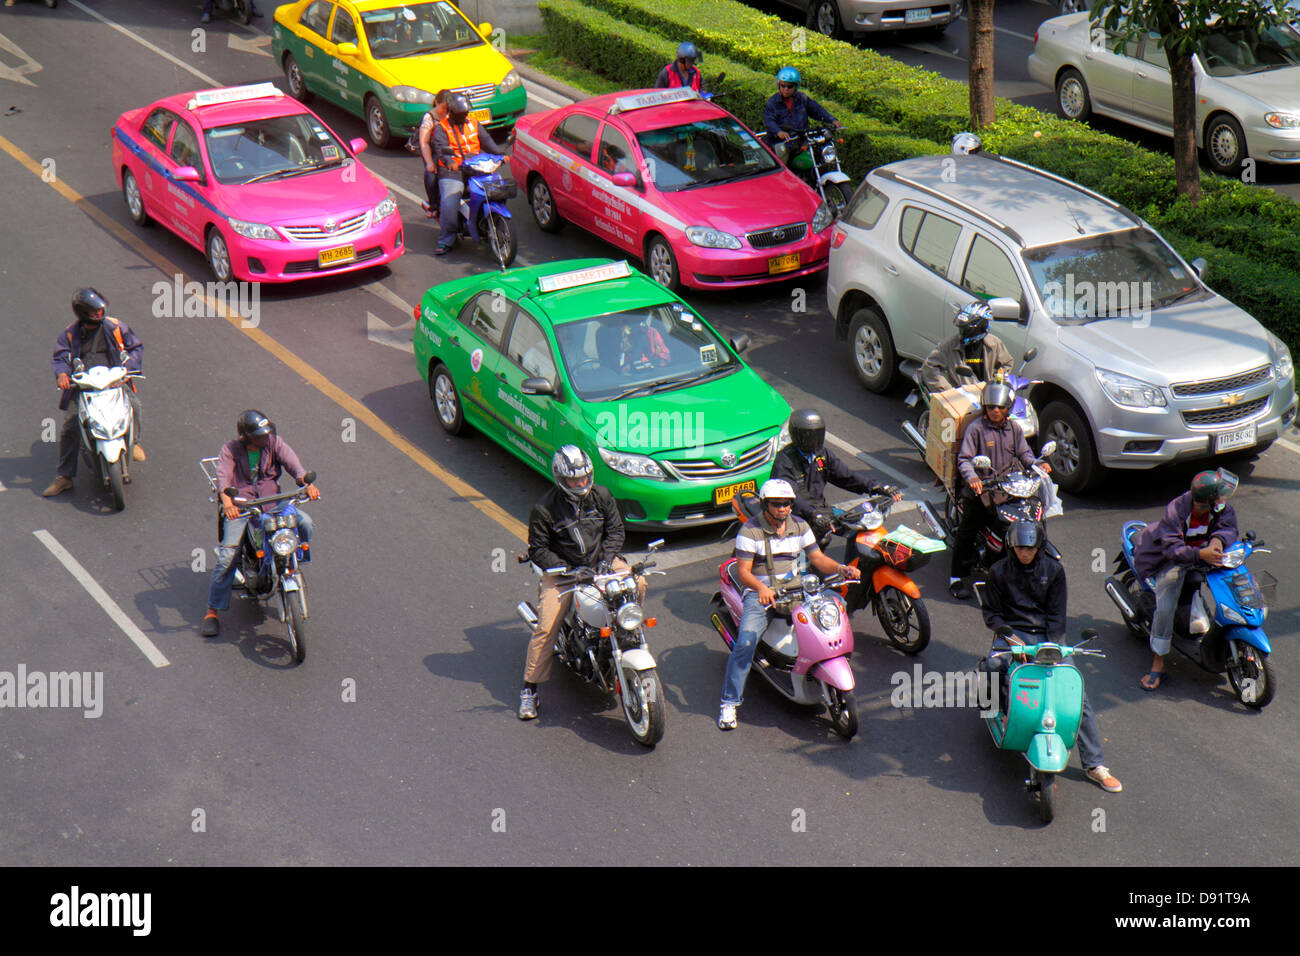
423,168,439,210
207,509,314,612
951,490,994,578
721,589,775,707
57,392,143,479
1148,565,1187,657
437,176,464,248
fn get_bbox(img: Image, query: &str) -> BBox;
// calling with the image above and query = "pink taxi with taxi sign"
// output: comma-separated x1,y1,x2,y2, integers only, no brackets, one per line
509,87,834,292
112,82,404,283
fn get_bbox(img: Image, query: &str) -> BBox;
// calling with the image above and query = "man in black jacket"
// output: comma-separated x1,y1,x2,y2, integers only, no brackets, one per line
519,445,643,720
982,520,1121,793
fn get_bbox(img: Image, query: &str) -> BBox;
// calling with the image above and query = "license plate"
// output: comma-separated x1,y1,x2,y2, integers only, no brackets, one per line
768,253,800,274
905,7,930,22
469,108,491,124
318,244,356,267
1214,421,1256,453
714,480,756,506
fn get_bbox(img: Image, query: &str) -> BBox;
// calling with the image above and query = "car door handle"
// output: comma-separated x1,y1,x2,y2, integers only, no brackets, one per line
497,371,508,381
450,334,459,345
885,264,899,276
1136,70,1147,78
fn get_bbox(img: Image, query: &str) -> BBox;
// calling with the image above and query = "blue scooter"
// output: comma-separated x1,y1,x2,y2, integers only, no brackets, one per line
446,151,518,269
1105,524,1277,708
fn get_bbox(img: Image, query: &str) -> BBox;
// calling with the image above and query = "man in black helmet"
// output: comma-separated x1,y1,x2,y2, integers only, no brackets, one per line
919,301,1014,393
771,408,901,551
654,42,706,93
45,288,145,498
200,411,318,637
431,90,512,255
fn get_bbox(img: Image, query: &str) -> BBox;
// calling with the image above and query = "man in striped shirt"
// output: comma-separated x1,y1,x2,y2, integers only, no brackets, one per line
718,479,859,730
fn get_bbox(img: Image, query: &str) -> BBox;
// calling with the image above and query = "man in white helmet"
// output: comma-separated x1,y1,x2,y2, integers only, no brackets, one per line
518,445,644,721
717,478,859,730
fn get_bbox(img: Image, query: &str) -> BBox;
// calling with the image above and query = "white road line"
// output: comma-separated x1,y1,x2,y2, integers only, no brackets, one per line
523,79,567,111
825,431,921,491
958,16,1037,43
32,530,170,668
1277,437,1300,456
69,0,219,86
900,42,966,62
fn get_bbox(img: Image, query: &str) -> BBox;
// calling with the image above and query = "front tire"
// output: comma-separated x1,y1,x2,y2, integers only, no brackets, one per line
847,306,897,392
1040,399,1098,494
365,95,393,149
104,455,125,511
822,684,858,739
1056,68,1092,122
619,664,665,747
429,363,466,435
285,590,307,664
122,170,150,226
810,0,844,39
284,55,313,104
1034,769,1057,823
1228,643,1275,709
644,235,680,292
529,176,563,233
875,587,931,654
1205,114,1247,176
207,227,233,283
479,211,517,268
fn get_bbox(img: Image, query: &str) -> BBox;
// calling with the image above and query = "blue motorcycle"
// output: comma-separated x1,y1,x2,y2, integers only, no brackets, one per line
450,152,518,269
1105,523,1277,708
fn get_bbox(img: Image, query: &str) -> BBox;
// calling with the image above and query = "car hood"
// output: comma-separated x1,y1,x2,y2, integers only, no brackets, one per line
366,44,510,90
656,171,821,235
1210,66,1300,109
1056,295,1273,385
212,164,388,224
581,368,791,453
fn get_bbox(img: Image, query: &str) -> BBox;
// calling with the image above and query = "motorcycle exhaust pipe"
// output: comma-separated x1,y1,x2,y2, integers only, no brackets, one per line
1103,577,1135,621
516,601,539,630
901,419,927,454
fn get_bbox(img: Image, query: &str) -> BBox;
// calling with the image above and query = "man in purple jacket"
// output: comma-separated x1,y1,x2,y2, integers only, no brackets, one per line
1133,470,1239,690
200,410,318,637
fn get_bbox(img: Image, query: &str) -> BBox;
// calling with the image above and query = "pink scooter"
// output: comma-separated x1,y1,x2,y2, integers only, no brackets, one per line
708,558,858,738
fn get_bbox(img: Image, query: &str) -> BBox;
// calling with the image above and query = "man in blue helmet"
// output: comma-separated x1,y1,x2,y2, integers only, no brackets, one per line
920,302,1014,393
655,42,706,93
762,67,840,163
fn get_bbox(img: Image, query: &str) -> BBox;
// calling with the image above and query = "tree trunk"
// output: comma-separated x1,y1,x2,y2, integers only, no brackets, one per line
1168,51,1201,203
968,0,996,129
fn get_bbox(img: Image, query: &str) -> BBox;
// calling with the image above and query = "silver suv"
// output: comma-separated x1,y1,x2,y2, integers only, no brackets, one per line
827,140,1297,493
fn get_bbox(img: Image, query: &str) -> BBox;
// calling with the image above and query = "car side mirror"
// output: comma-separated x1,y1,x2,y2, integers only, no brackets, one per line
521,377,555,397
611,171,637,188
730,333,750,354
350,137,368,155
172,166,202,183
336,42,359,57
1021,347,1038,363
479,21,492,37
1190,256,1208,278
988,297,1021,321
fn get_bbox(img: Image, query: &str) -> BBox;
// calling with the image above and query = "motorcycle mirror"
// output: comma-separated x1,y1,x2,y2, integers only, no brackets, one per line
972,454,992,471
1037,441,1058,459
1079,628,1099,643
647,538,666,552
994,625,1014,640
302,471,316,486
223,487,237,500
730,333,750,354
1021,347,1038,364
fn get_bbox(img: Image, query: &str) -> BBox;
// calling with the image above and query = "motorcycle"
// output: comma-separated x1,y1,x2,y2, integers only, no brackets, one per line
202,458,318,664
441,150,518,269
515,541,667,746
708,551,859,739
210,0,253,24
1104,522,1277,708
982,626,1105,824
69,357,144,512
902,349,1042,441
758,123,854,217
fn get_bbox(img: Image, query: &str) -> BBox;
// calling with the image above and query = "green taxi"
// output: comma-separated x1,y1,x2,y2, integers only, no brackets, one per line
272,0,527,148
414,260,792,529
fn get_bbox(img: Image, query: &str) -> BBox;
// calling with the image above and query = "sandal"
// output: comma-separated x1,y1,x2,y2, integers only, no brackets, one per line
1139,670,1168,691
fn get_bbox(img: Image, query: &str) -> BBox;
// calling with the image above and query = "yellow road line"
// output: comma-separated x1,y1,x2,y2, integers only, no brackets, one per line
0,133,528,542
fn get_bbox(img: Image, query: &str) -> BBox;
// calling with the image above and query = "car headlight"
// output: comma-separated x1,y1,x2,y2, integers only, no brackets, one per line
1267,331,1293,382
773,422,791,453
685,226,742,250
1264,112,1300,129
812,201,833,233
598,447,668,480
270,529,300,557
228,218,280,241
1095,367,1166,408
373,194,398,221
498,69,522,94
390,85,434,105
616,603,645,631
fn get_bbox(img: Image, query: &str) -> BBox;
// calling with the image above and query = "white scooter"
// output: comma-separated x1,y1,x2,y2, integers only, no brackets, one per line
70,357,143,511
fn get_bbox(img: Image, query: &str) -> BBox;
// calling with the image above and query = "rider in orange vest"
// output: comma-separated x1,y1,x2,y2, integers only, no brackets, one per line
432,92,512,255
654,42,705,93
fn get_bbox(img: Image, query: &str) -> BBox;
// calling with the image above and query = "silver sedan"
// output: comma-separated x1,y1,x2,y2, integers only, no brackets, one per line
1029,12,1300,174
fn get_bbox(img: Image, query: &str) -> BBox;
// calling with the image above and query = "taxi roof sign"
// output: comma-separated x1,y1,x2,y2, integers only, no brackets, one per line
609,88,701,114
187,83,284,111
537,261,633,294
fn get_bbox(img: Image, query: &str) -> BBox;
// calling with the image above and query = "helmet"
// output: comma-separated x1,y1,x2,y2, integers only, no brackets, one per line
552,444,594,501
1007,519,1044,550
787,408,826,455
72,288,108,324
776,67,801,88
954,302,993,344
759,478,796,504
236,409,274,442
952,132,984,156
1190,470,1225,504
981,382,1014,411
677,41,701,63
447,92,471,124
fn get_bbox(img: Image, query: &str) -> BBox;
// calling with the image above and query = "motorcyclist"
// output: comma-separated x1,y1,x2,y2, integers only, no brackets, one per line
770,408,902,554
919,302,1014,393
432,91,512,256
200,0,261,23
417,89,451,219
981,519,1122,793
762,67,841,165
44,288,145,498
718,478,860,730
520,445,645,721
654,42,706,93
949,382,1050,599
200,411,319,638
1132,469,1239,691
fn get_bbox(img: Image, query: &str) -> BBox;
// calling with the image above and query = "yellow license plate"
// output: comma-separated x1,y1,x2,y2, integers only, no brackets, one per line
469,108,491,124
713,480,756,506
318,244,356,266
768,253,800,274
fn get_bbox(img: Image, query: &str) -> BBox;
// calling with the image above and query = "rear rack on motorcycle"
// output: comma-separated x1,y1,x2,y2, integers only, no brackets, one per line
200,457,221,500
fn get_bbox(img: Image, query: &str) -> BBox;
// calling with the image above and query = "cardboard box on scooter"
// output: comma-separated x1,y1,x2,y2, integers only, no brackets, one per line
925,384,983,492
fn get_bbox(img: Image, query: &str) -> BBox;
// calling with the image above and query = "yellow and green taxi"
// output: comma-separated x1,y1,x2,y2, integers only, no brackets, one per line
415,260,793,529
272,0,526,148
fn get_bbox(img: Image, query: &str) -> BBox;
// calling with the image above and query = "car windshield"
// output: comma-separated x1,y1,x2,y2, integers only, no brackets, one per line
554,303,740,401
1197,20,1300,76
359,2,484,59
634,117,778,192
1023,228,1208,323
204,113,349,185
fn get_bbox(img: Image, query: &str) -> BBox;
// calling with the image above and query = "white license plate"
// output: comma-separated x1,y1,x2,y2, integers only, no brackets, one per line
1214,421,1257,453
905,7,931,22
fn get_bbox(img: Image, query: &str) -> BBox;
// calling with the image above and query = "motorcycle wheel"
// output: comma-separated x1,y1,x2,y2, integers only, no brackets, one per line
1033,769,1056,824
103,454,126,512
1227,643,1275,709
618,664,665,747
824,179,853,220
915,406,930,438
478,211,517,268
876,587,931,654
821,684,858,739
284,590,308,664
1118,570,1147,638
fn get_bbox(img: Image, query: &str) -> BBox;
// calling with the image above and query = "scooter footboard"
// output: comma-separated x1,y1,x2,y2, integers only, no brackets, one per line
806,656,854,691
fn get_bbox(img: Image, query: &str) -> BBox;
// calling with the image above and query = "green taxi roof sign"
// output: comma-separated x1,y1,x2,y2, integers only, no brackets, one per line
537,260,633,294
609,88,700,114
187,83,284,111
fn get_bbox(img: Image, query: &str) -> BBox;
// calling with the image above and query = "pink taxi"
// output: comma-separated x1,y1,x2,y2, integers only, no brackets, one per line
510,88,833,292
112,83,404,283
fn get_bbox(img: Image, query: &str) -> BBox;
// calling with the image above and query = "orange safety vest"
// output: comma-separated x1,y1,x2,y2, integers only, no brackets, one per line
437,115,480,172
104,317,137,393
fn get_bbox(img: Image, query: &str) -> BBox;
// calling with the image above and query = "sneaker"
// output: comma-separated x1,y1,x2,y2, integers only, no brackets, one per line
1086,765,1122,793
518,688,538,720
948,579,972,601
717,703,738,730
42,476,74,497
199,611,220,638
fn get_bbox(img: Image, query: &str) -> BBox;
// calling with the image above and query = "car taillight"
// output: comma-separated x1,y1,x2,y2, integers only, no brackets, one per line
413,304,421,321
831,228,847,249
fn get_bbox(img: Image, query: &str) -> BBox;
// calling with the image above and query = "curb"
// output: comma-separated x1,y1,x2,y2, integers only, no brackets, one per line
511,59,586,106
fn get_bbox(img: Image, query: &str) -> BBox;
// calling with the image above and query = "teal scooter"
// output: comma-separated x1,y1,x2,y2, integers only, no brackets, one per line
983,626,1104,823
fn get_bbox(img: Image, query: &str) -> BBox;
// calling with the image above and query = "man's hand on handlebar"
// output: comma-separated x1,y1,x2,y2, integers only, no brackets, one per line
303,482,321,501
969,477,984,496
56,373,71,391
221,494,239,521
757,584,777,606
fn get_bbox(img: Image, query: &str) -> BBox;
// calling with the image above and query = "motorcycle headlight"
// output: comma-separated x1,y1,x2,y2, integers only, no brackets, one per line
598,447,668,480
1264,112,1300,130
1219,549,1245,569
270,529,300,557
815,601,840,631
616,603,645,631
373,194,398,221
812,201,833,233
262,516,278,533
685,226,743,250
498,69,522,94
1095,367,1166,408
1267,331,1293,382
821,144,837,164
1042,712,1056,730
228,218,280,241
390,85,434,105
